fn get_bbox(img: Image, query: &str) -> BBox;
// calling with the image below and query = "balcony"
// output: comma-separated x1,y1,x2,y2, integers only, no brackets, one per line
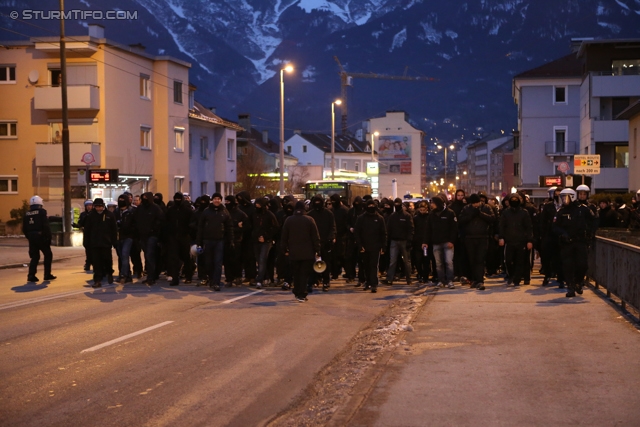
591,74,640,98
545,140,578,157
596,167,629,191
34,85,100,111
593,119,629,142
35,142,101,167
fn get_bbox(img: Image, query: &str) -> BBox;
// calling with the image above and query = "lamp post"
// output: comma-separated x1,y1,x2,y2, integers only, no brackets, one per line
371,131,379,162
331,99,342,180
279,64,293,195
437,144,455,190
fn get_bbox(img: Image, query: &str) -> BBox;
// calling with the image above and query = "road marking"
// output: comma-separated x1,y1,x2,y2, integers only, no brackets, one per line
81,321,174,353
0,285,116,311
222,290,264,304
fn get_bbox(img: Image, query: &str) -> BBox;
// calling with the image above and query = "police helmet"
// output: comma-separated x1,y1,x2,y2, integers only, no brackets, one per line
547,186,557,197
559,188,576,205
30,195,43,206
84,199,93,206
576,184,590,196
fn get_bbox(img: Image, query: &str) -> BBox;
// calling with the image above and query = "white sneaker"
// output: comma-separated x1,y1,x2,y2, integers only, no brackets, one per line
436,282,444,288
447,282,455,289
256,282,262,289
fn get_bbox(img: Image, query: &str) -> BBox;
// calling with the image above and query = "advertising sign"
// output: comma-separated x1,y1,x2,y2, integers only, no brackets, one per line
573,155,600,174
378,135,412,174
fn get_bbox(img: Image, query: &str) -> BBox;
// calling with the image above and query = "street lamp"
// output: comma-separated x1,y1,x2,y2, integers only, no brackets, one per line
331,99,342,180
437,144,455,189
279,64,294,195
371,131,379,162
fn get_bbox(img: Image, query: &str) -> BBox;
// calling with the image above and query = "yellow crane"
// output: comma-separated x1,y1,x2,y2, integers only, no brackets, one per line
333,56,437,134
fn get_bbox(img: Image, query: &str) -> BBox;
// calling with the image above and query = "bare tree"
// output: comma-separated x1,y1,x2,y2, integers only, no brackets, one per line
285,166,310,195
236,144,277,197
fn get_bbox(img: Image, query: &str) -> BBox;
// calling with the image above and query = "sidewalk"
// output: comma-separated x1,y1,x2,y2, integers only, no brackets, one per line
346,274,640,426
0,237,85,269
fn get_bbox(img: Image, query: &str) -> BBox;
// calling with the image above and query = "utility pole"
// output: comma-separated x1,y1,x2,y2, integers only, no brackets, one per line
60,0,72,246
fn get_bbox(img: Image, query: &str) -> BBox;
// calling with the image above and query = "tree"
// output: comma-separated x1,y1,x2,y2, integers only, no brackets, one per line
236,144,278,197
7,200,29,226
285,166,310,195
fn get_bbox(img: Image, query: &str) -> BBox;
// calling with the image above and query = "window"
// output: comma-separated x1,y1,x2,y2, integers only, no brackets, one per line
612,59,640,76
189,133,193,158
354,162,359,171
342,161,348,169
554,86,567,104
0,176,18,193
189,181,193,196
514,162,520,177
174,128,184,152
140,74,151,99
49,69,62,87
0,121,17,138
140,126,151,150
200,136,208,159
0,65,16,84
491,182,495,191
174,176,184,193
287,146,291,154
200,182,208,195
365,144,371,153
188,89,195,109
513,135,519,149
554,127,567,153
346,145,354,152
499,182,503,191
302,145,307,153
173,80,183,104
227,139,235,160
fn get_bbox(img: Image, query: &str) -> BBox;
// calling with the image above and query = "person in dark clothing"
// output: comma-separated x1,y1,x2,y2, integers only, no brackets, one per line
539,187,563,286
115,194,136,284
307,195,337,291
276,201,296,289
458,194,495,290
484,197,502,277
190,195,210,283
518,191,539,285
166,192,194,286
76,199,93,271
132,192,165,285
345,196,365,284
224,195,248,286
499,193,534,287
553,188,596,297
281,201,321,302
84,198,118,287
23,196,55,283
615,196,631,228
250,197,279,289
196,193,234,291
598,198,621,228
236,191,256,283
355,198,387,293
384,198,415,286
329,193,349,281
378,198,394,275
412,201,431,284
449,190,468,282
266,197,282,284
423,196,458,288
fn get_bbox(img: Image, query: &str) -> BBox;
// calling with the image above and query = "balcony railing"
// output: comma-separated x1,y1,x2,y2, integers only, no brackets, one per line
545,140,578,156
34,85,100,110
35,142,101,167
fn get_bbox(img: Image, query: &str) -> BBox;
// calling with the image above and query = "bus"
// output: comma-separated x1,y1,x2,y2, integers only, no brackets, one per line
304,180,372,206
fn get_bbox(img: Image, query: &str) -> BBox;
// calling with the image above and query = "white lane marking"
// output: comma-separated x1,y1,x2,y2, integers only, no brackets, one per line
0,285,116,311
81,321,174,353
222,290,264,304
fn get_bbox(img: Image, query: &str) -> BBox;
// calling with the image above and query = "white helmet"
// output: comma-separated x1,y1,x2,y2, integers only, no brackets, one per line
30,195,43,206
559,188,576,205
576,184,590,193
547,186,557,197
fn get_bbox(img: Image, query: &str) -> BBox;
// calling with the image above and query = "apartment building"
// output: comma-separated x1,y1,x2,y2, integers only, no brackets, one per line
0,24,190,220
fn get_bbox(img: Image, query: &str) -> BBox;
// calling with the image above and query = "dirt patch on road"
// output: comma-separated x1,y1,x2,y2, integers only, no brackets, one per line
267,288,434,427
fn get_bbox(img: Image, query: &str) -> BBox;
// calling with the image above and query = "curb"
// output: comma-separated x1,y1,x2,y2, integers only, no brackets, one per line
0,255,85,270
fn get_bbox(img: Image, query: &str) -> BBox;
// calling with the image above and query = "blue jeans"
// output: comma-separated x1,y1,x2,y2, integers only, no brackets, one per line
253,241,272,283
433,243,454,283
204,239,224,285
140,236,158,280
117,238,133,278
387,240,411,282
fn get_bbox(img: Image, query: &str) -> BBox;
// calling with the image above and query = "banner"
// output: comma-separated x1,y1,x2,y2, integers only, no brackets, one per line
378,135,411,174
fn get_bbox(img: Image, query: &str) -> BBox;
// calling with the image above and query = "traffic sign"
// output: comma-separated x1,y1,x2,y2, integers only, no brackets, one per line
557,162,570,173
81,152,96,165
573,155,600,175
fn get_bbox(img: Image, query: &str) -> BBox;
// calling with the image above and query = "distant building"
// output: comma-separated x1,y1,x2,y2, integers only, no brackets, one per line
617,100,640,191
465,134,512,196
0,24,191,220
490,138,515,197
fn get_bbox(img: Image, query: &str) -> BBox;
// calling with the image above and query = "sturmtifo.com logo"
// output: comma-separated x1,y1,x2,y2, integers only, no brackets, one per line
10,10,138,20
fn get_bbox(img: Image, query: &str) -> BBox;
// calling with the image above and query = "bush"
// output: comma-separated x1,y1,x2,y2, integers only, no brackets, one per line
590,192,633,206
7,200,29,226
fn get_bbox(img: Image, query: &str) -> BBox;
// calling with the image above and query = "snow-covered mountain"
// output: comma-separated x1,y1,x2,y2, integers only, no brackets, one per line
3,0,640,140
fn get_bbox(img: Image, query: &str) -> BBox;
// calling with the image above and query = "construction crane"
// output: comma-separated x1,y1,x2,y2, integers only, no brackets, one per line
334,56,437,135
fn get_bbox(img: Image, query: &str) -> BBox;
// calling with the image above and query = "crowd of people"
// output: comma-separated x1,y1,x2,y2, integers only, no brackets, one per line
23,186,640,301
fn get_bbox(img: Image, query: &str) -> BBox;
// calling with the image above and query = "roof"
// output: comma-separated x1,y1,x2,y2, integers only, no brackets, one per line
491,138,514,153
513,53,582,79
238,128,297,160
577,38,640,57
466,133,509,149
189,101,244,131
616,100,640,120
297,133,375,154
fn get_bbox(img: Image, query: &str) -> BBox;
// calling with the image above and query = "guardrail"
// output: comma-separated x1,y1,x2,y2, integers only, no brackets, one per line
587,236,640,314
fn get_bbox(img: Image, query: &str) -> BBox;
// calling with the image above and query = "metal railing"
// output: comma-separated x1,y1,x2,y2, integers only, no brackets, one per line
544,140,578,155
587,236,640,313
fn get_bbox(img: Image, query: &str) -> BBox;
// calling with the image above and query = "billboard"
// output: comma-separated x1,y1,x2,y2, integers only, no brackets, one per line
378,135,411,174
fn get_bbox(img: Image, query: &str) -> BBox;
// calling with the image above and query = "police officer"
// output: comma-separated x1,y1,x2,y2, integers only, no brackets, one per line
553,188,596,298
23,196,56,282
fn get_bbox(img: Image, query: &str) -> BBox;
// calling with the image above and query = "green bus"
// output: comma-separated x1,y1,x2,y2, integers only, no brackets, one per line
303,180,371,206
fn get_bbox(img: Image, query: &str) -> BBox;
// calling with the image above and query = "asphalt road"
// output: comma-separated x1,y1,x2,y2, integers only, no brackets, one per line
0,259,402,427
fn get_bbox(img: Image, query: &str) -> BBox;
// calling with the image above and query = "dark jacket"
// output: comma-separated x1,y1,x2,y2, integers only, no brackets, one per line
458,203,495,238
307,205,337,244
251,204,279,244
347,196,365,232
424,207,458,245
133,192,165,238
23,206,51,241
330,198,350,237
84,209,118,248
553,202,597,243
355,211,387,251
196,204,234,245
412,211,429,245
166,200,193,237
499,206,534,244
227,205,248,244
598,205,621,228
386,208,415,241
115,206,136,241
539,201,561,237
281,210,321,261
